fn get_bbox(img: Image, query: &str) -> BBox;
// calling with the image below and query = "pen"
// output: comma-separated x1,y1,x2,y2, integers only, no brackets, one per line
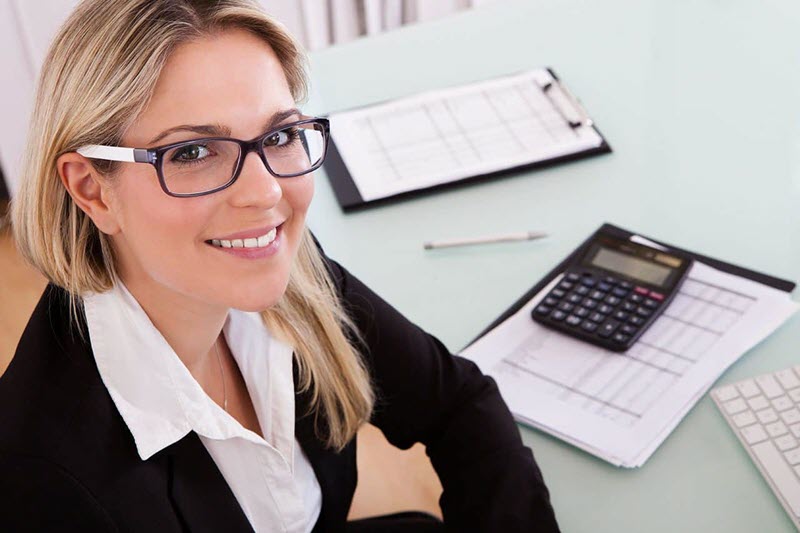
423,231,548,250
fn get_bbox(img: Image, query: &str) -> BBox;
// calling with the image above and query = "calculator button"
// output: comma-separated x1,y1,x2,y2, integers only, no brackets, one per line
621,324,638,335
622,302,637,312
619,281,633,290
582,299,598,309
629,316,645,326
581,277,597,287
551,310,567,321
566,315,582,327
649,291,665,301
634,286,649,295
581,320,598,333
589,312,606,323
636,307,653,318
599,304,613,314
558,302,575,313
544,296,559,306
590,290,606,300
559,281,574,290
566,272,581,282
574,307,590,318
612,332,631,344
567,294,583,304
552,289,566,298
629,294,643,303
598,282,613,292
613,311,629,321
603,276,619,285
575,285,590,296
598,320,620,338
612,287,628,298
534,305,552,316
604,295,621,306
643,298,659,309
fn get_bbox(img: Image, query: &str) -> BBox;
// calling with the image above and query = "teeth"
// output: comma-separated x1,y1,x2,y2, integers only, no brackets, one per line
210,227,278,250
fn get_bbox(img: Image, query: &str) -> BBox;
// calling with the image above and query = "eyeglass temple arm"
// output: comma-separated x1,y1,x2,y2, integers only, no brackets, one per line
77,145,154,163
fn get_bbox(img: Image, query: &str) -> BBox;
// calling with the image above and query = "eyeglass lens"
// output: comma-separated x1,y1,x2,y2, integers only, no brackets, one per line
161,122,325,195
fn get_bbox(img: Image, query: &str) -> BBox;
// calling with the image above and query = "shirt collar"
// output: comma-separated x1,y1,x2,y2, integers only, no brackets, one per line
82,279,296,461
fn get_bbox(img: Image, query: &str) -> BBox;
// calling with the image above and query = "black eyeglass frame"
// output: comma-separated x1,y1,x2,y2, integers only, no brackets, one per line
127,117,330,198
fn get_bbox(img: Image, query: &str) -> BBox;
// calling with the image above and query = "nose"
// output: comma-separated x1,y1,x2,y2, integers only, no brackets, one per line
228,149,282,208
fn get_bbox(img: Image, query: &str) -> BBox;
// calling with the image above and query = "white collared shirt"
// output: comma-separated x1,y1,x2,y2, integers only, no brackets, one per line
82,280,322,533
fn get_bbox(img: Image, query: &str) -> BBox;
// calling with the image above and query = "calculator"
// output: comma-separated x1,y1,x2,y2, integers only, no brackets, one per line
531,231,693,352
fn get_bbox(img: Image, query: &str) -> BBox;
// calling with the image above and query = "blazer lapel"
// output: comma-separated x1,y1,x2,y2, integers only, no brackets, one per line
166,432,255,533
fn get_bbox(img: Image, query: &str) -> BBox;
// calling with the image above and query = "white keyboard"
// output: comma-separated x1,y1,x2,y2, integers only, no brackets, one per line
712,366,800,529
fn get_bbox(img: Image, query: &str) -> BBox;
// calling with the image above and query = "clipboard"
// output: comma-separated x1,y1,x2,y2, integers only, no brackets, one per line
323,68,612,212
467,223,796,348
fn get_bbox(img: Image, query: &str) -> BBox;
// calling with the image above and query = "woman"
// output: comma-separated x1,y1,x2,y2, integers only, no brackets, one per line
0,0,560,531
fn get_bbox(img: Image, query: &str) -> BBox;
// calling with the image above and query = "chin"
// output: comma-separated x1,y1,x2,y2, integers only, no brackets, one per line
226,280,290,312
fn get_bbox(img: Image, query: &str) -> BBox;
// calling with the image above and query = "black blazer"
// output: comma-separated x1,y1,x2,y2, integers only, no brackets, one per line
0,246,560,532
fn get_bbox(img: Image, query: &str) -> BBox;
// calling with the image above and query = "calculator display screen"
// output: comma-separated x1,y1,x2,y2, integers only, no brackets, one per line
590,247,673,287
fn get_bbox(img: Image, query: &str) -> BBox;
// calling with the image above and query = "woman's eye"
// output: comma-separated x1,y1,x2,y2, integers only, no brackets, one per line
264,128,297,147
173,144,210,161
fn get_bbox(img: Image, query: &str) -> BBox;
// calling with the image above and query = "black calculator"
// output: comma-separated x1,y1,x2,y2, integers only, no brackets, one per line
531,231,693,352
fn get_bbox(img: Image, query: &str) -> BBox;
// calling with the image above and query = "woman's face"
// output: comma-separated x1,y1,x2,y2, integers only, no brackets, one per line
107,29,313,312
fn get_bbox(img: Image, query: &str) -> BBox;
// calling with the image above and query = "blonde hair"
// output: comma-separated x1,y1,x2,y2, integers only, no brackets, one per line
11,0,373,451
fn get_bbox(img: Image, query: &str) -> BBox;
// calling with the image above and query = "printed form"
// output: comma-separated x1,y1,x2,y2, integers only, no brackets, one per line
461,262,798,467
328,68,604,202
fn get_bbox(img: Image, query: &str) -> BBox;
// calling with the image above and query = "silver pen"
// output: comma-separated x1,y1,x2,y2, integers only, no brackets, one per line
424,230,548,250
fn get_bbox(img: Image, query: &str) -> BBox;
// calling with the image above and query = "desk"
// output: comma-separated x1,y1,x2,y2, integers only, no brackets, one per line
303,0,800,530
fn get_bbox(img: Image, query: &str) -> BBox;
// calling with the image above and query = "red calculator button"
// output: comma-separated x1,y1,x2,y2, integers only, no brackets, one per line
634,286,650,295
649,292,665,301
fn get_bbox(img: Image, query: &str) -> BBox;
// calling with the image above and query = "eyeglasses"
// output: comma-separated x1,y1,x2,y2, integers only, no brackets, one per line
76,117,330,197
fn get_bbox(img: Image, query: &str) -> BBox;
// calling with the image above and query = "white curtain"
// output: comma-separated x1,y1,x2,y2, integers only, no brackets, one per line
260,0,501,51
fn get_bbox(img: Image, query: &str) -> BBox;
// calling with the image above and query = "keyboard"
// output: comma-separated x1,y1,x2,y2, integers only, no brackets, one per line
712,366,800,529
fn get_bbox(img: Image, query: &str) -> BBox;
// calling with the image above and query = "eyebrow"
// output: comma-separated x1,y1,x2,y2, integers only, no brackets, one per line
147,108,303,145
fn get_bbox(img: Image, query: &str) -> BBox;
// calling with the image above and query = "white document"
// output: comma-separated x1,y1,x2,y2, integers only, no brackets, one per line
460,262,798,467
328,68,604,202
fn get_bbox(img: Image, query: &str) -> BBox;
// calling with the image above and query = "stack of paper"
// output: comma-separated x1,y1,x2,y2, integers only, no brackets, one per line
460,262,798,467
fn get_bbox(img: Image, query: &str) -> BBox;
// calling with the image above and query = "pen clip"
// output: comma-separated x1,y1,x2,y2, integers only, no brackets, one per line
540,79,594,129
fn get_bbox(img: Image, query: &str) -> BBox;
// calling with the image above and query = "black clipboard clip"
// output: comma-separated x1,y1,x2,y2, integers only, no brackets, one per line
540,78,594,129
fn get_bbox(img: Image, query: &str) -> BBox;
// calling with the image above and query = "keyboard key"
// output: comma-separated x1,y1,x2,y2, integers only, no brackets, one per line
773,395,794,412
732,411,757,428
590,290,606,300
783,409,800,425
636,307,653,318
582,299,598,309
622,301,637,312
567,294,583,304
599,304,613,314
613,311,629,322
544,296,560,306
736,380,760,398
629,294,643,303
566,315,582,327
748,396,769,411
634,286,649,295
551,310,567,321
715,385,740,402
741,424,768,445
777,369,800,390
790,389,800,403
581,277,597,287
575,285,590,296
766,421,788,438
612,332,630,344
580,320,598,333
756,374,784,399
589,312,606,323
785,447,800,465
534,305,552,316
552,289,566,298
566,272,581,282
756,408,779,424
643,298,659,309
598,320,620,339
649,291,665,301
619,281,633,290
629,316,645,326
724,398,748,415
605,296,621,306
752,441,800,516
574,307,589,318
612,287,628,298
559,281,574,290
558,302,575,312
603,276,619,285
621,324,638,336
598,282,612,292
776,434,798,451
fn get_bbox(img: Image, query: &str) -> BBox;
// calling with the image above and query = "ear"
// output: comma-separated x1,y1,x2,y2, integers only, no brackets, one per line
56,152,121,236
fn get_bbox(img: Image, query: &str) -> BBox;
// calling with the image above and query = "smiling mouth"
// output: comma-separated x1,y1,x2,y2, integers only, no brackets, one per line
205,226,278,249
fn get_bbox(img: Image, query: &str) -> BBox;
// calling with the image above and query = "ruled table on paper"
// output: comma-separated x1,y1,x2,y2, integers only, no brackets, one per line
461,262,798,467
328,68,604,202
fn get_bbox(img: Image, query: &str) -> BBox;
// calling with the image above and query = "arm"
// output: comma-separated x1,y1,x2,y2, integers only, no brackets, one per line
321,252,560,532
0,452,118,532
